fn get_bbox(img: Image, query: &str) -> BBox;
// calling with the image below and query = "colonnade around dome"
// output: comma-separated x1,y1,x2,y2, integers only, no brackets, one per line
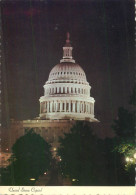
40,100,94,115
44,84,90,97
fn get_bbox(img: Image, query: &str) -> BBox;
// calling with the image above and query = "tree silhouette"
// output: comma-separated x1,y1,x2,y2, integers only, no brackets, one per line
1,129,52,185
57,121,104,186
111,86,135,184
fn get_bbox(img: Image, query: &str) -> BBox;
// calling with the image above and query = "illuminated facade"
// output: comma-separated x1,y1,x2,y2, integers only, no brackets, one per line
39,33,97,122
9,33,98,157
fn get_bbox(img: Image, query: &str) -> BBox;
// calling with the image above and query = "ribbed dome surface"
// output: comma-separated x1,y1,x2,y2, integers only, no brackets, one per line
48,62,87,83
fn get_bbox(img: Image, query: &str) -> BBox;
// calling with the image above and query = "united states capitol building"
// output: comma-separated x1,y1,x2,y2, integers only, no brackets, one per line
9,33,98,157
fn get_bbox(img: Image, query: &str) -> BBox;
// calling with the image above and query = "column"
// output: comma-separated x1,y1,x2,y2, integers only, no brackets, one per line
75,101,77,112
57,102,59,112
49,102,50,112
69,101,71,112
88,103,90,113
81,102,83,113
54,101,56,112
77,101,79,113
84,102,87,113
88,103,91,114
50,102,53,112
65,87,67,93
81,102,82,112
60,101,63,112
79,101,81,113
45,102,47,113
47,102,49,113
86,103,88,113
52,101,54,112
69,87,71,93
73,101,75,112
61,87,63,93
64,101,66,112
56,101,58,112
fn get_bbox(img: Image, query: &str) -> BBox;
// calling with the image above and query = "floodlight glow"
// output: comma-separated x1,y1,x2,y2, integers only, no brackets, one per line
130,158,133,162
30,178,35,181
126,157,130,162
72,179,76,181
53,147,57,151
133,153,136,159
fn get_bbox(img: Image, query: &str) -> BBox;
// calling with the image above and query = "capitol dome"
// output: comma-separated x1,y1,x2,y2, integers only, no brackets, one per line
47,63,87,85
39,33,98,122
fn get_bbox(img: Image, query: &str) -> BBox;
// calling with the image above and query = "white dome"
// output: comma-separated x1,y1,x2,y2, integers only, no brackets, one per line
39,33,98,122
47,62,87,84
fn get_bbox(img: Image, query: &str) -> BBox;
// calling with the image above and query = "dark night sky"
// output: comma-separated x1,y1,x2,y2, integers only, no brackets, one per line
2,0,135,138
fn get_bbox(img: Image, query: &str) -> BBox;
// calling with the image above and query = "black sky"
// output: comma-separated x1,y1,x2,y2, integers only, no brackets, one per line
2,0,135,138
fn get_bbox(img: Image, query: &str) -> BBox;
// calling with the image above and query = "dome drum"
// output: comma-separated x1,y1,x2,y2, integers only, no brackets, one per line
39,96,96,122
43,83,91,97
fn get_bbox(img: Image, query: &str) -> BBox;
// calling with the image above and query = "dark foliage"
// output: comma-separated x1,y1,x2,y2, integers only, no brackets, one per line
1,129,52,185
100,137,134,186
111,86,136,185
58,121,105,186
112,107,135,140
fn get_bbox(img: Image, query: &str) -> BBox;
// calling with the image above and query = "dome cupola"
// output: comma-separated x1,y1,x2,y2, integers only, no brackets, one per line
60,32,75,63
